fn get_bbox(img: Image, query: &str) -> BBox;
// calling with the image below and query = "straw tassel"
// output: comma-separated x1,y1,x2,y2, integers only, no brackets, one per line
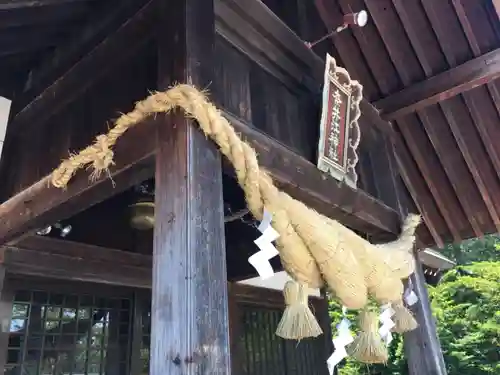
276,280,323,340
392,302,418,333
347,310,388,364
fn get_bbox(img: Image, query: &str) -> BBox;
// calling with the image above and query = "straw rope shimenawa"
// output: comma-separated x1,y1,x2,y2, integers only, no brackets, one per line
276,281,323,339
50,84,421,345
348,310,389,364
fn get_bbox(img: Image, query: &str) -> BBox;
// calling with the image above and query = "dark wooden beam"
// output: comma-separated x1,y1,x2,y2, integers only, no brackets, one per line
373,0,488,240
0,2,88,29
1,236,152,287
374,48,500,120
223,112,400,236
10,0,393,142
151,0,231,374
15,235,152,267
217,0,394,138
0,109,400,248
418,0,500,233
9,0,157,137
450,0,500,199
0,0,91,11
0,116,157,245
19,0,148,103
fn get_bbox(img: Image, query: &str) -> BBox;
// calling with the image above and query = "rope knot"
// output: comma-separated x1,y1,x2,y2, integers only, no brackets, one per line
90,135,114,180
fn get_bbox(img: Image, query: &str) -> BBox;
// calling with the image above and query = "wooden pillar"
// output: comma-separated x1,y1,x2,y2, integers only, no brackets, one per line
371,137,447,375
404,249,447,375
150,0,231,374
318,289,334,375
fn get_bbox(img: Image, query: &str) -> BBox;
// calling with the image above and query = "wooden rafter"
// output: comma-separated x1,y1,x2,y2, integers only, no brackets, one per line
393,137,445,248
374,47,500,120
376,0,500,239
217,0,395,138
449,0,500,183
0,0,92,11
418,0,500,232
367,0,483,239
313,0,379,99
396,117,464,242
0,3,88,29
20,0,148,102
10,0,157,135
416,107,493,237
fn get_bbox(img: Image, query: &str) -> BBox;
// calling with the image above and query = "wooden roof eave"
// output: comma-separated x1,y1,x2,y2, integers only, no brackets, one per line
315,0,500,247
0,0,401,246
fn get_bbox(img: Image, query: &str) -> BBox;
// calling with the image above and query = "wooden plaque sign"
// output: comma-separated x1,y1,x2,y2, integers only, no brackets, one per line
317,54,362,189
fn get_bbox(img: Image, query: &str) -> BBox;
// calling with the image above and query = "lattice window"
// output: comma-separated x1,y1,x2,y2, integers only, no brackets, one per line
138,309,150,375
7,289,133,375
239,305,327,375
135,300,327,375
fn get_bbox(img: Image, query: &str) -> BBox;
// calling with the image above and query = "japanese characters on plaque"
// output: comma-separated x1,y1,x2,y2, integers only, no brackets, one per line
317,54,361,189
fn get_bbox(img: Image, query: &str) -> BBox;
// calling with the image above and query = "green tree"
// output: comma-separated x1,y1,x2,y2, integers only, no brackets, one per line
328,298,406,375
329,234,500,375
440,234,500,265
429,262,500,375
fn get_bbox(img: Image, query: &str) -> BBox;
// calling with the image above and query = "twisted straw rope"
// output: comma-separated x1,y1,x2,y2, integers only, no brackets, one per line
51,84,323,287
51,84,419,312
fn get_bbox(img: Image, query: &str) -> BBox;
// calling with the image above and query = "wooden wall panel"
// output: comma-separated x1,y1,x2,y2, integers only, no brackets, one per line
213,37,252,122
3,42,157,197
249,64,316,160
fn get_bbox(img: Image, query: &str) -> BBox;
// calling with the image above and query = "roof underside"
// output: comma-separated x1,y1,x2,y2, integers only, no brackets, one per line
1,0,500,249
315,0,500,248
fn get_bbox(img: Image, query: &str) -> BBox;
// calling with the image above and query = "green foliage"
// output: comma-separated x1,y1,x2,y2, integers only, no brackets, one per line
440,234,500,265
328,234,500,375
430,261,500,375
328,298,407,375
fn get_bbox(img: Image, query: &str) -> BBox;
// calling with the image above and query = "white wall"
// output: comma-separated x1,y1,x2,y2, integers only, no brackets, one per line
0,96,12,159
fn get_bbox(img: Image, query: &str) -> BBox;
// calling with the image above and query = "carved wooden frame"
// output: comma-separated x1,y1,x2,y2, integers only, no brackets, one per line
317,54,362,189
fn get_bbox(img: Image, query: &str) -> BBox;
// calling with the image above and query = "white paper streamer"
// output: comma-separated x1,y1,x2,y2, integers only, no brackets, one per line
404,282,419,306
379,304,396,346
327,308,353,374
248,209,280,280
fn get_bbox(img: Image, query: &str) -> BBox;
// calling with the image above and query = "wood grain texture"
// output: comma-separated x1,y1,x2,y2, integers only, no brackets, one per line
151,0,230,373
0,116,157,245
375,47,500,120
403,250,447,375
1,237,152,288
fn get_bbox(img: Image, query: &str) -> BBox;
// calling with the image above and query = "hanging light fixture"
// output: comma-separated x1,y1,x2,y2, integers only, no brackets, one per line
54,222,72,238
36,222,72,237
343,10,368,28
36,226,52,236
305,10,369,49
